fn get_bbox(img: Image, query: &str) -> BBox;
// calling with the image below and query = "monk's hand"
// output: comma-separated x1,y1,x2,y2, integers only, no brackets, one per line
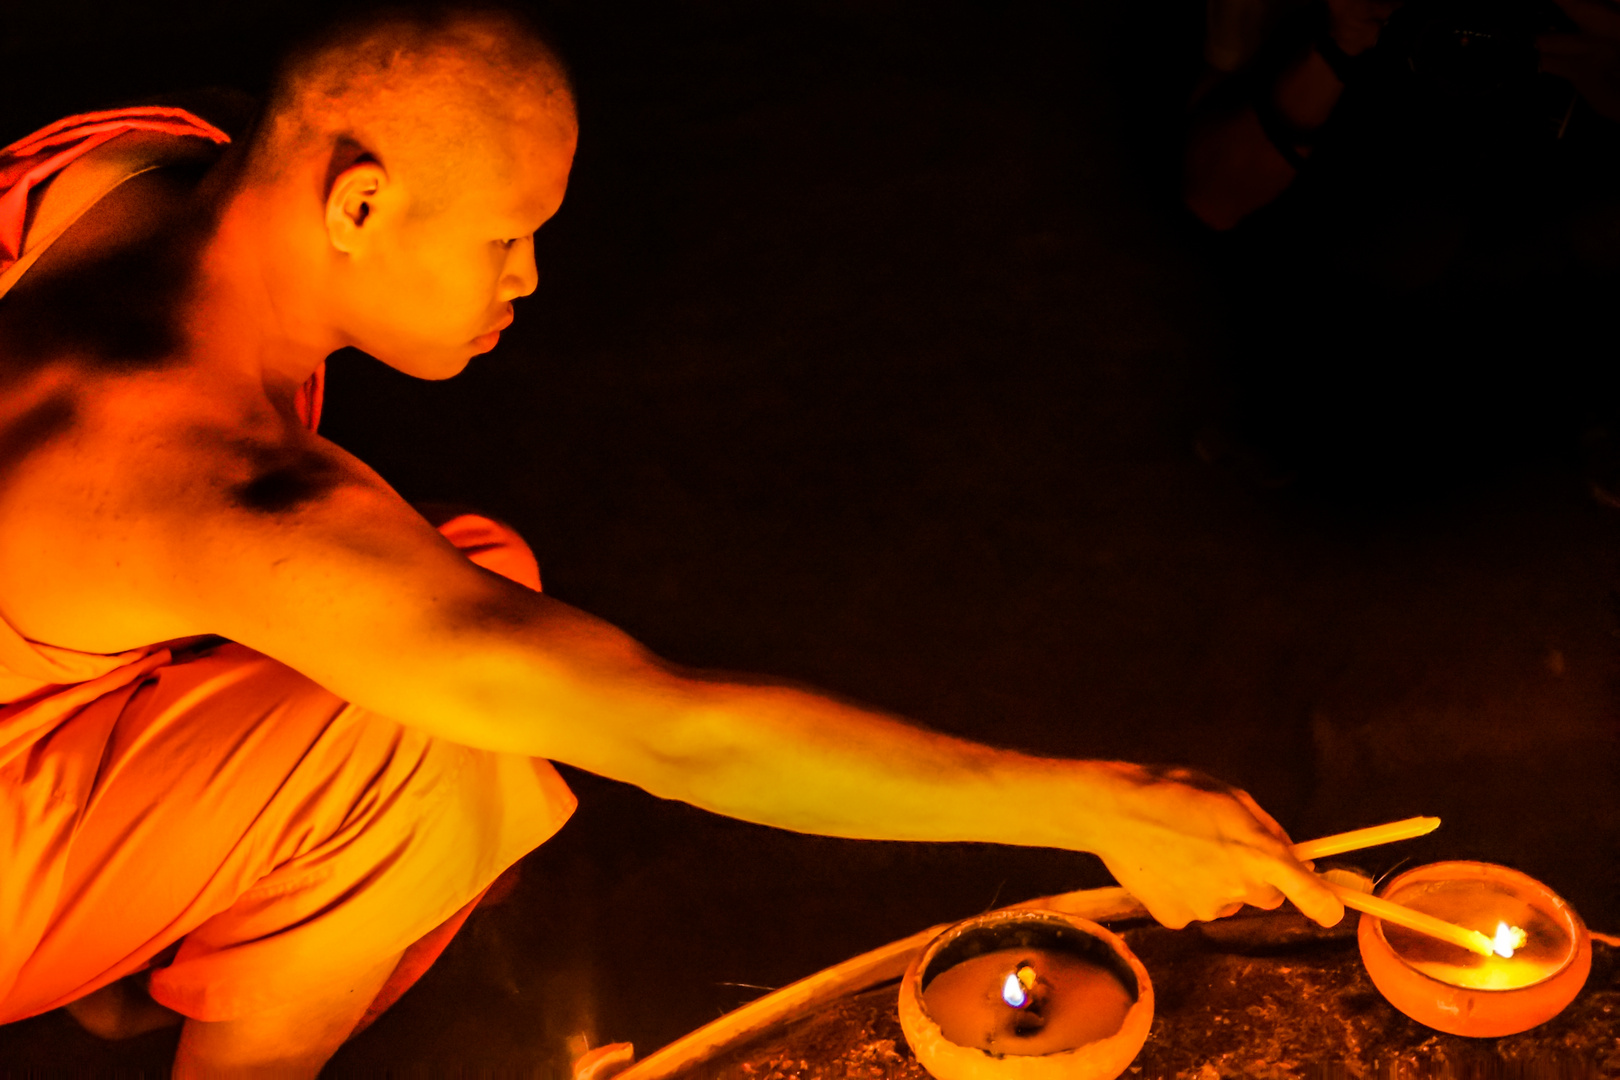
1088,764,1343,930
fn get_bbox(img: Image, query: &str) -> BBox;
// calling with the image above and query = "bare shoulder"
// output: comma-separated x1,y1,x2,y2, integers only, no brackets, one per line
0,353,550,732
0,143,504,677
0,351,397,647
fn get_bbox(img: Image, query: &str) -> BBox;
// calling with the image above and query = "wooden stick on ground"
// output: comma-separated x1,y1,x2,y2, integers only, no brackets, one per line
611,816,1443,1080
613,887,1145,1080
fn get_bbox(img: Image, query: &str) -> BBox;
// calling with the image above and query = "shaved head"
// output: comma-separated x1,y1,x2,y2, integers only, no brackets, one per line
220,3,579,379
251,4,575,215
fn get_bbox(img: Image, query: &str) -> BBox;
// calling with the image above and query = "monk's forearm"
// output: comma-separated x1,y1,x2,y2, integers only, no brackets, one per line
363,594,1345,930
403,592,1129,854
648,680,1126,851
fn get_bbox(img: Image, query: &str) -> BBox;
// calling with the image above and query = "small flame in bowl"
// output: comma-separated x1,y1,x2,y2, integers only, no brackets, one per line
1491,921,1528,959
1001,963,1038,1008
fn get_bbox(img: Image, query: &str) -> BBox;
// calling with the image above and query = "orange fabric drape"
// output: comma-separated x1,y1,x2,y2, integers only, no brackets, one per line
0,107,229,280
0,109,566,1033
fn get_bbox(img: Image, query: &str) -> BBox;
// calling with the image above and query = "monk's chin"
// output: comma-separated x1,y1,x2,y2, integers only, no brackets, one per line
374,349,476,381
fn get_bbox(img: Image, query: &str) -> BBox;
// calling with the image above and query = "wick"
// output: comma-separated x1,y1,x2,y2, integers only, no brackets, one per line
1492,922,1528,959
1001,963,1039,1009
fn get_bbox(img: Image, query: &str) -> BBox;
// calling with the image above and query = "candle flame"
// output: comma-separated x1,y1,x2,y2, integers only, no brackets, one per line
1001,972,1027,1008
1001,963,1038,1008
1491,922,1528,959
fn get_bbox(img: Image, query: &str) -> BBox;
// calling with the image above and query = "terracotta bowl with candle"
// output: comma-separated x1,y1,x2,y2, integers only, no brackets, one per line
1357,861,1591,1038
898,910,1153,1080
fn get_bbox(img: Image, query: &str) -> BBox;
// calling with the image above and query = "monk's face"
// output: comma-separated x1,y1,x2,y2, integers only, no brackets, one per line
331,112,576,380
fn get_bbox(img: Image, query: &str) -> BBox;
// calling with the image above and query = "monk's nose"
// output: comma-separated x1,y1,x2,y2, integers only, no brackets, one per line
499,237,539,301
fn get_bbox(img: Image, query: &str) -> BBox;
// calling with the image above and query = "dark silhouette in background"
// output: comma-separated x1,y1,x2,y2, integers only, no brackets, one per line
1187,0,1620,500
1,1,1616,1075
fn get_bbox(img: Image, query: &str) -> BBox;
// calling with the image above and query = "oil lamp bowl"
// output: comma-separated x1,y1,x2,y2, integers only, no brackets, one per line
1357,861,1591,1038
898,910,1153,1080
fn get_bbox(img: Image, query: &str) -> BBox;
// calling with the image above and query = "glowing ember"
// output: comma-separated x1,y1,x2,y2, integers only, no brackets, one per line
1001,963,1038,1009
1492,921,1528,959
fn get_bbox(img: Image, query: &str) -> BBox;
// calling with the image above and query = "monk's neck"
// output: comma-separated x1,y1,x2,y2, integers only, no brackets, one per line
189,182,342,397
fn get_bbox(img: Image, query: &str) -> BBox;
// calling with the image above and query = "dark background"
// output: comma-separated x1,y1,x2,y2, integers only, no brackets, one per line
1,0,1617,1074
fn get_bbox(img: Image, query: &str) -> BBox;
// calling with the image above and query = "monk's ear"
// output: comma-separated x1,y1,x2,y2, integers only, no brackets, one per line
325,162,390,255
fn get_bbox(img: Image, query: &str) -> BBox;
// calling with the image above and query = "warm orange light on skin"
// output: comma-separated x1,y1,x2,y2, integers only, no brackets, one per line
0,90,1342,948
319,112,577,379
191,91,577,399
0,47,1343,1053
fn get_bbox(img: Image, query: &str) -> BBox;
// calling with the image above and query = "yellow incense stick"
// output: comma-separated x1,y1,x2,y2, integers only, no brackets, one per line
1291,816,1441,862
1327,881,1497,957
1291,817,1494,957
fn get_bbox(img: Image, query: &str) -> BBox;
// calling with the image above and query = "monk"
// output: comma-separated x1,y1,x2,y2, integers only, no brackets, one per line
0,5,1341,1076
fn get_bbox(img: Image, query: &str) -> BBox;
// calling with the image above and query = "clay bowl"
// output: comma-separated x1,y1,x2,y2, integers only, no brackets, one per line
1357,861,1591,1037
898,910,1153,1080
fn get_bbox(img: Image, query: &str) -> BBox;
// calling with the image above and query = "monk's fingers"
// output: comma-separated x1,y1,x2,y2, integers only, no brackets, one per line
1144,900,1198,930
1139,871,1276,926
1262,860,1344,928
1244,883,1287,911
1183,876,1264,923
1128,873,1201,930
1190,890,1256,923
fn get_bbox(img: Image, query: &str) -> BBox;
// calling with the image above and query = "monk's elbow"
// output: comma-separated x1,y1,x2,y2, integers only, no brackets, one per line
626,690,743,797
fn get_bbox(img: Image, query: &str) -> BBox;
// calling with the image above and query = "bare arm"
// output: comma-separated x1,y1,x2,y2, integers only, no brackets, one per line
0,392,1340,929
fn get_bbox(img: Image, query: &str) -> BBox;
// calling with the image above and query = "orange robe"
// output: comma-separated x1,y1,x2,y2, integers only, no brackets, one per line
0,111,576,1027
